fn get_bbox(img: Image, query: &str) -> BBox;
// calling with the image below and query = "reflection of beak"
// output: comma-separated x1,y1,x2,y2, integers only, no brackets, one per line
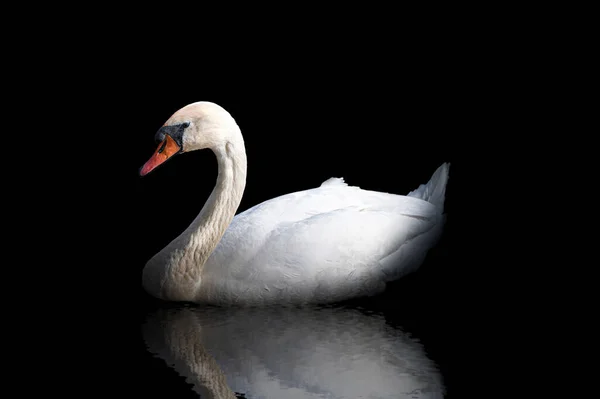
140,135,181,176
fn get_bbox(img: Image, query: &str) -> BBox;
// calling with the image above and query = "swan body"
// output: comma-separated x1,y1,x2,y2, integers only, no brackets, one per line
141,101,449,306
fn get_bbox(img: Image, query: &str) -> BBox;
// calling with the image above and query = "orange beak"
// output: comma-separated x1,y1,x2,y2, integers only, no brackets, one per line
140,135,181,176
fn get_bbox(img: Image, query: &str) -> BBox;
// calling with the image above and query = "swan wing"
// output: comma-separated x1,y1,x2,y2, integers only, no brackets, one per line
203,183,443,304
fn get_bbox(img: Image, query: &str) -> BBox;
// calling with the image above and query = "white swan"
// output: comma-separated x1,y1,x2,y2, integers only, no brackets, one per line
140,101,450,305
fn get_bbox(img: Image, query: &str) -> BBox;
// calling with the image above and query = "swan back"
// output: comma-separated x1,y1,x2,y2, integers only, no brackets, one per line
199,163,450,305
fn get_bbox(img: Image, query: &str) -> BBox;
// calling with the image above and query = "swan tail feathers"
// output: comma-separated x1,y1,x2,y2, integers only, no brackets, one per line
407,162,450,211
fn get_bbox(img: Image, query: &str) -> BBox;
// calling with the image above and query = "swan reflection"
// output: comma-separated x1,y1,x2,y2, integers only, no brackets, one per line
142,305,445,398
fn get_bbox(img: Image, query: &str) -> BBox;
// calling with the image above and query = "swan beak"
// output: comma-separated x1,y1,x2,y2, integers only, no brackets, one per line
140,135,181,176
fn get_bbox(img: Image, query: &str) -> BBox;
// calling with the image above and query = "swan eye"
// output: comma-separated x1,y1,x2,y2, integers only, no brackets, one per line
182,122,190,128
157,139,168,154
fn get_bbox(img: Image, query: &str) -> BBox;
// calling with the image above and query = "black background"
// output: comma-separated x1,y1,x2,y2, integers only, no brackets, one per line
25,15,531,398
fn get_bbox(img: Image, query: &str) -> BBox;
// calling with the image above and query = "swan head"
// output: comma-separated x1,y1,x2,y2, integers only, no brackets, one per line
140,101,241,176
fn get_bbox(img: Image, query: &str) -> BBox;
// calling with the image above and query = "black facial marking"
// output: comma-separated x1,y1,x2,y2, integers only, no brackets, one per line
154,122,189,150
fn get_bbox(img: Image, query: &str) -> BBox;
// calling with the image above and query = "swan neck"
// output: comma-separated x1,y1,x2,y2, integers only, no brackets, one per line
190,141,246,249
159,139,246,301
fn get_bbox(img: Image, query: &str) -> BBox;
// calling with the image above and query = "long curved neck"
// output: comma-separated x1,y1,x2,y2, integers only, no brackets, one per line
186,141,247,260
152,136,247,302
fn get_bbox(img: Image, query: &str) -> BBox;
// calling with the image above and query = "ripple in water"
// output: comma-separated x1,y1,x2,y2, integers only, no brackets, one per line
142,304,445,398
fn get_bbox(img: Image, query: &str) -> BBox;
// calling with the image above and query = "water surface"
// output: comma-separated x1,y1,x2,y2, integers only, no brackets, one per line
142,304,445,398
